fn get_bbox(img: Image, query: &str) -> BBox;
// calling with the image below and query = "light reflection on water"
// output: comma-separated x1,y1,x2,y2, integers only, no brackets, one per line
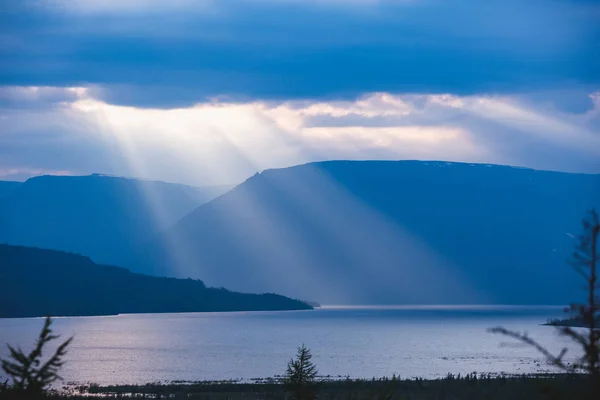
0,306,581,385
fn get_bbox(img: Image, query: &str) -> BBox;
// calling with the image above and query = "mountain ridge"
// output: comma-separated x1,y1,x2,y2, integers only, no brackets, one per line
0,180,22,198
0,174,233,265
131,160,600,305
259,159,600,176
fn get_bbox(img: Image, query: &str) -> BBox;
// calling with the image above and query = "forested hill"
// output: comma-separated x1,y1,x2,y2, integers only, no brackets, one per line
0,244,311,318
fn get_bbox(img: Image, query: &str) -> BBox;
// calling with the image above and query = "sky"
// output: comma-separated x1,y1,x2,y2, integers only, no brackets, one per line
1,0,599,186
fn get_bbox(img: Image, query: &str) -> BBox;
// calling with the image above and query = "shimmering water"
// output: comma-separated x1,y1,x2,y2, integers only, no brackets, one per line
0,306,580,385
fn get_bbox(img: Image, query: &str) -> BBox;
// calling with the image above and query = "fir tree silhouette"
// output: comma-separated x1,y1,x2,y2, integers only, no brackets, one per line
1,316,73,397
284,344,318,400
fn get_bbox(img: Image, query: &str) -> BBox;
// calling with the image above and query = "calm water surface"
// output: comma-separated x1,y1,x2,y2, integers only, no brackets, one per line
0,306,581,385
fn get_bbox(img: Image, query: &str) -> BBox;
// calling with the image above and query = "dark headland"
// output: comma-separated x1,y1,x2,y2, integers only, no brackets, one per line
0,244,312,318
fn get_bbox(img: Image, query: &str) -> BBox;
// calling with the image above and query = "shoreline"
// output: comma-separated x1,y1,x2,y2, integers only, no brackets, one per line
0,303,568,320
0,308,316,320
54,373,591,399
544,317,600,328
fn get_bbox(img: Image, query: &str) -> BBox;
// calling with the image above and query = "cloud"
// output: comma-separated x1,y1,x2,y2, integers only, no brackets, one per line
0,86,88,109
1,86,598,185
0,167,73,181
1,0,598,106
42,0,215,14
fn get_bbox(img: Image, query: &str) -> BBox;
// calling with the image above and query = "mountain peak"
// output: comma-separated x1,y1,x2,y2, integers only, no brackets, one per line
139,160,599,305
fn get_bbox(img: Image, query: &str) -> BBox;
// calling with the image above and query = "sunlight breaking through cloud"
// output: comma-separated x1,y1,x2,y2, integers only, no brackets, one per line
1,86,599,186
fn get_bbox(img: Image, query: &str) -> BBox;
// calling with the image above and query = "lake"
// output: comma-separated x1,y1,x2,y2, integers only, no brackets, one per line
0,306,581,385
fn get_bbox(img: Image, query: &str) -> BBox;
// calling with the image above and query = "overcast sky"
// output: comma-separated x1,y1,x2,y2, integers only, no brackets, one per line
1,0,599,185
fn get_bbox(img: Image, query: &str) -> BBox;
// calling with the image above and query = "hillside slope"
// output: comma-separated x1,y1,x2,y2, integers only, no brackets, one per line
136,161,600,305
0,174,232,265
0,180,21,198
0,244,311,318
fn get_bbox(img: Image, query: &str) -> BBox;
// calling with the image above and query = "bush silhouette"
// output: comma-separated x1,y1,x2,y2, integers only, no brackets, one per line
490,209,600,396
1,316,73,396
284,344,318,400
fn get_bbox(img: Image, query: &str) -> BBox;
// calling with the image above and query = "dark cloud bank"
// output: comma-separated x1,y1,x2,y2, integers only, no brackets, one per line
0,0,598,107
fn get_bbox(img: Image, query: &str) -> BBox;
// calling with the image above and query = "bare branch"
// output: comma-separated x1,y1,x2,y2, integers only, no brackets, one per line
490,209,600,381
489,327,572,371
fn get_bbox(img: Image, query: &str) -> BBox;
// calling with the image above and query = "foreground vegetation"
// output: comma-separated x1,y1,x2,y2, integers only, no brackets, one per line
490,209,599,383
1,374,597,399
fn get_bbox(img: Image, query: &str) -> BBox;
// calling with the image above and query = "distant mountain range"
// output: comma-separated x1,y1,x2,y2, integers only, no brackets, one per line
0,174,231,265
0,244,311,318
131,161,600,305
0,180,21,198
1,161,598,306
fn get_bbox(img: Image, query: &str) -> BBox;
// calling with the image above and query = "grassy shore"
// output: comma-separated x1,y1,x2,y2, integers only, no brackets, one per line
545,316,600,328
14,374,592,399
